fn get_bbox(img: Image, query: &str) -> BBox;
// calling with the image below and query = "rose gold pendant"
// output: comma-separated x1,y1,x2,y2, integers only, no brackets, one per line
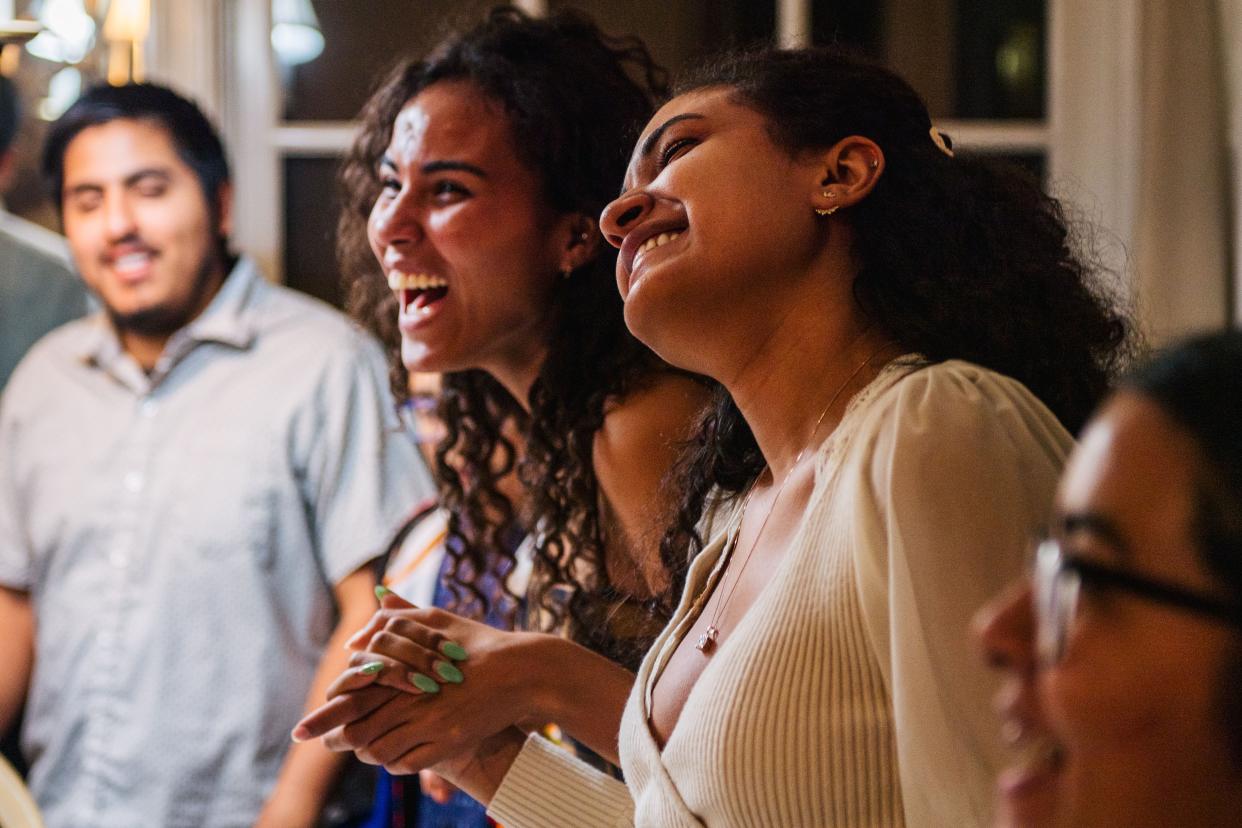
696,625,719,653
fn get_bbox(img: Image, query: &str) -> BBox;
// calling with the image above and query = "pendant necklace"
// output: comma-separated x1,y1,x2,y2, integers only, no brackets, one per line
695,346,883,654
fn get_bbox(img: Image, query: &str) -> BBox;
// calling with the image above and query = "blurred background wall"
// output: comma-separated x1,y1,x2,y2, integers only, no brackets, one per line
4,0,1239,344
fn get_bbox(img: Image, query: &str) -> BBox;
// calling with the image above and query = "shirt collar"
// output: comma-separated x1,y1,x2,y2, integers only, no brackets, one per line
76,256,263,377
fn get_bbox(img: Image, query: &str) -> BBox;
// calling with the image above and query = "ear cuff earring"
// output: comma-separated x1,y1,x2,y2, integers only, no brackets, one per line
815,190,839,217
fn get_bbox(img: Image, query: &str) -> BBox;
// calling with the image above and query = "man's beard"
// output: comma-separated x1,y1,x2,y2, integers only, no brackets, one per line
107,246,224,338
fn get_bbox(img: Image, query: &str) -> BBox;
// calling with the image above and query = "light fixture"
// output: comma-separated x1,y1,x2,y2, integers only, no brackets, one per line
39,64,80,119
271,0,323,66
24,0,95,65
103,0,150,84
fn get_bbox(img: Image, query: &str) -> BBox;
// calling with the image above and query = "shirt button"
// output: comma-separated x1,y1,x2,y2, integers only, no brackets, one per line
140,399,158,418
123,471,144,492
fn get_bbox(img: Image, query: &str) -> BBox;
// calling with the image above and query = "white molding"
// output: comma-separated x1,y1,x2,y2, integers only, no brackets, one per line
777,0,811,48
1048,0,1141,304
146,0,222,119
224,0,282,283
274,123,359,155
935,120,1047,153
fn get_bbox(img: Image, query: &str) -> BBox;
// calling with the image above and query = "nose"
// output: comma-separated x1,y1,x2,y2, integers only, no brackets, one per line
368,188,422,253
599,189,655,249
103,192,137,242
974,579,1038,675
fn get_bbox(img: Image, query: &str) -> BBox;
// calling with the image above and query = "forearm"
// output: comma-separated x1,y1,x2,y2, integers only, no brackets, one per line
260,571,378,827
517,633,634,766
0,587,33,735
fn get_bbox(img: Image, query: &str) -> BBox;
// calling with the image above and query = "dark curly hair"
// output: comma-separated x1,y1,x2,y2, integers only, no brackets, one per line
338,7,675,669
658,47,1136,581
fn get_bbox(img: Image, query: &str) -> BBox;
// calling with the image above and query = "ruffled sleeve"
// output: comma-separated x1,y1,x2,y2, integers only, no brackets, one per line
850,361,1073,826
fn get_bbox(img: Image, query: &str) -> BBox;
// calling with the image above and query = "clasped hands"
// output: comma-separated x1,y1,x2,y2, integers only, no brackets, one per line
292,591,537,780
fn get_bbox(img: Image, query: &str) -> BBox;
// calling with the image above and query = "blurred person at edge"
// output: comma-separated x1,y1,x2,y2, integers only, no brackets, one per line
977,331,1242,827
0,83,432,828
0,73,88,392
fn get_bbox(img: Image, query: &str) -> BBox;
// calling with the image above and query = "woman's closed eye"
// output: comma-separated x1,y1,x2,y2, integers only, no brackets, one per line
657,136,697,172
431,179,472,203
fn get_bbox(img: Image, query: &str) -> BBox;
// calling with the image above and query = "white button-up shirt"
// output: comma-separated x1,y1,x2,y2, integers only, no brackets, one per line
0,258,433,827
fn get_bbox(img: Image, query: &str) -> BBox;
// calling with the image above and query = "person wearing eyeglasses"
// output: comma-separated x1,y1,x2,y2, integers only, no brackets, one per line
976,330,1242,827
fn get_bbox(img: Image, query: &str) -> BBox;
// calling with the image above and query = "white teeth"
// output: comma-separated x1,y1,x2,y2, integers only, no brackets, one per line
388,272,448,291
114,252,151,271
638,230,681,255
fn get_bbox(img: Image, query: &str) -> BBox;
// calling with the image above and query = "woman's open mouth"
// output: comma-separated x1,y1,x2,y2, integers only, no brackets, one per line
630,228,685,275
389,272,449,316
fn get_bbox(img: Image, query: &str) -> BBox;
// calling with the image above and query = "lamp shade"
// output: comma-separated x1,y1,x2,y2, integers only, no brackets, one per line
103,0,149,42
271,0,323,66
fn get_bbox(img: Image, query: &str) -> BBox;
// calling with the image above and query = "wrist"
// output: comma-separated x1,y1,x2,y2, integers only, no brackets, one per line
494,631,570,725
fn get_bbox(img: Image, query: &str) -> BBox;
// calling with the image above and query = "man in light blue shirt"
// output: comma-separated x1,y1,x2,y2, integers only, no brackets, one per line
0,83,432,827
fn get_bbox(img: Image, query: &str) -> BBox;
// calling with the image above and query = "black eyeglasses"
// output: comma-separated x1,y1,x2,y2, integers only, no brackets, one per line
1033,539,1242,665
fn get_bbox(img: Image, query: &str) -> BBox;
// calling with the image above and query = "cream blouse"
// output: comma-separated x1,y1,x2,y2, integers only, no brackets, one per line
488,358,1073,827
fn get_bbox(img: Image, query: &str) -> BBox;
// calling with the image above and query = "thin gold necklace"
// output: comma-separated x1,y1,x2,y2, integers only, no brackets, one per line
695,345,883,654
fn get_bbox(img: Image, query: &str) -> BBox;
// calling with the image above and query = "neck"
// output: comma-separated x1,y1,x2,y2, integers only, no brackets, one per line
118,259,228,372
484,343,549,414
721,298,897,483
121,331,174,373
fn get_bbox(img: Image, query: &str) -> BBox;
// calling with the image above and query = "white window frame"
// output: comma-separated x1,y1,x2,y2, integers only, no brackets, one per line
150,0,1077,289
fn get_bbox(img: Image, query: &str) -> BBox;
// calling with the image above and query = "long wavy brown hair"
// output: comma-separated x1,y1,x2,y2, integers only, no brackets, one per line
339,7,678,669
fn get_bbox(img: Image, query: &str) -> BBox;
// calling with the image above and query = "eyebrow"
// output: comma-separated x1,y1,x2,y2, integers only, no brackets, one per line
380,154,487,179
637,113,706,163
1060,512,1132,557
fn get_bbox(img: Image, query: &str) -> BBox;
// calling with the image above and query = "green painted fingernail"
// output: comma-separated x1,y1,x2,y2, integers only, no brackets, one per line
434,660,464,684
440,641,468,661
408,672,440,693
374,585,392,601
359,661,384,676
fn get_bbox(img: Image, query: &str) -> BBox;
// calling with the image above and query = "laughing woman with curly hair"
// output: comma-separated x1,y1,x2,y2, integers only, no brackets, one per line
314,5,708,792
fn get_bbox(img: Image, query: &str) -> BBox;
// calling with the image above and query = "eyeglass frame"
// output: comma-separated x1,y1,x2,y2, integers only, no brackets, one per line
1032,538,1242,666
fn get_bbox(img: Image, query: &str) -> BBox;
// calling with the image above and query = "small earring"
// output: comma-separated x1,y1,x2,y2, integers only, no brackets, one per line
579,231,590,241
869,159,879,169
815,191,838,216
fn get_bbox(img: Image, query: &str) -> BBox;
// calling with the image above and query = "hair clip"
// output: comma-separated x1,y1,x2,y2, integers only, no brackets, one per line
929,125,954,158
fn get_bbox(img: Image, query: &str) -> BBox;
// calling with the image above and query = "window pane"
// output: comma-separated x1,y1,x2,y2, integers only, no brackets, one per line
813,0,1046,120
283,156,344,307
550,0,775,78
280,0,495,122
